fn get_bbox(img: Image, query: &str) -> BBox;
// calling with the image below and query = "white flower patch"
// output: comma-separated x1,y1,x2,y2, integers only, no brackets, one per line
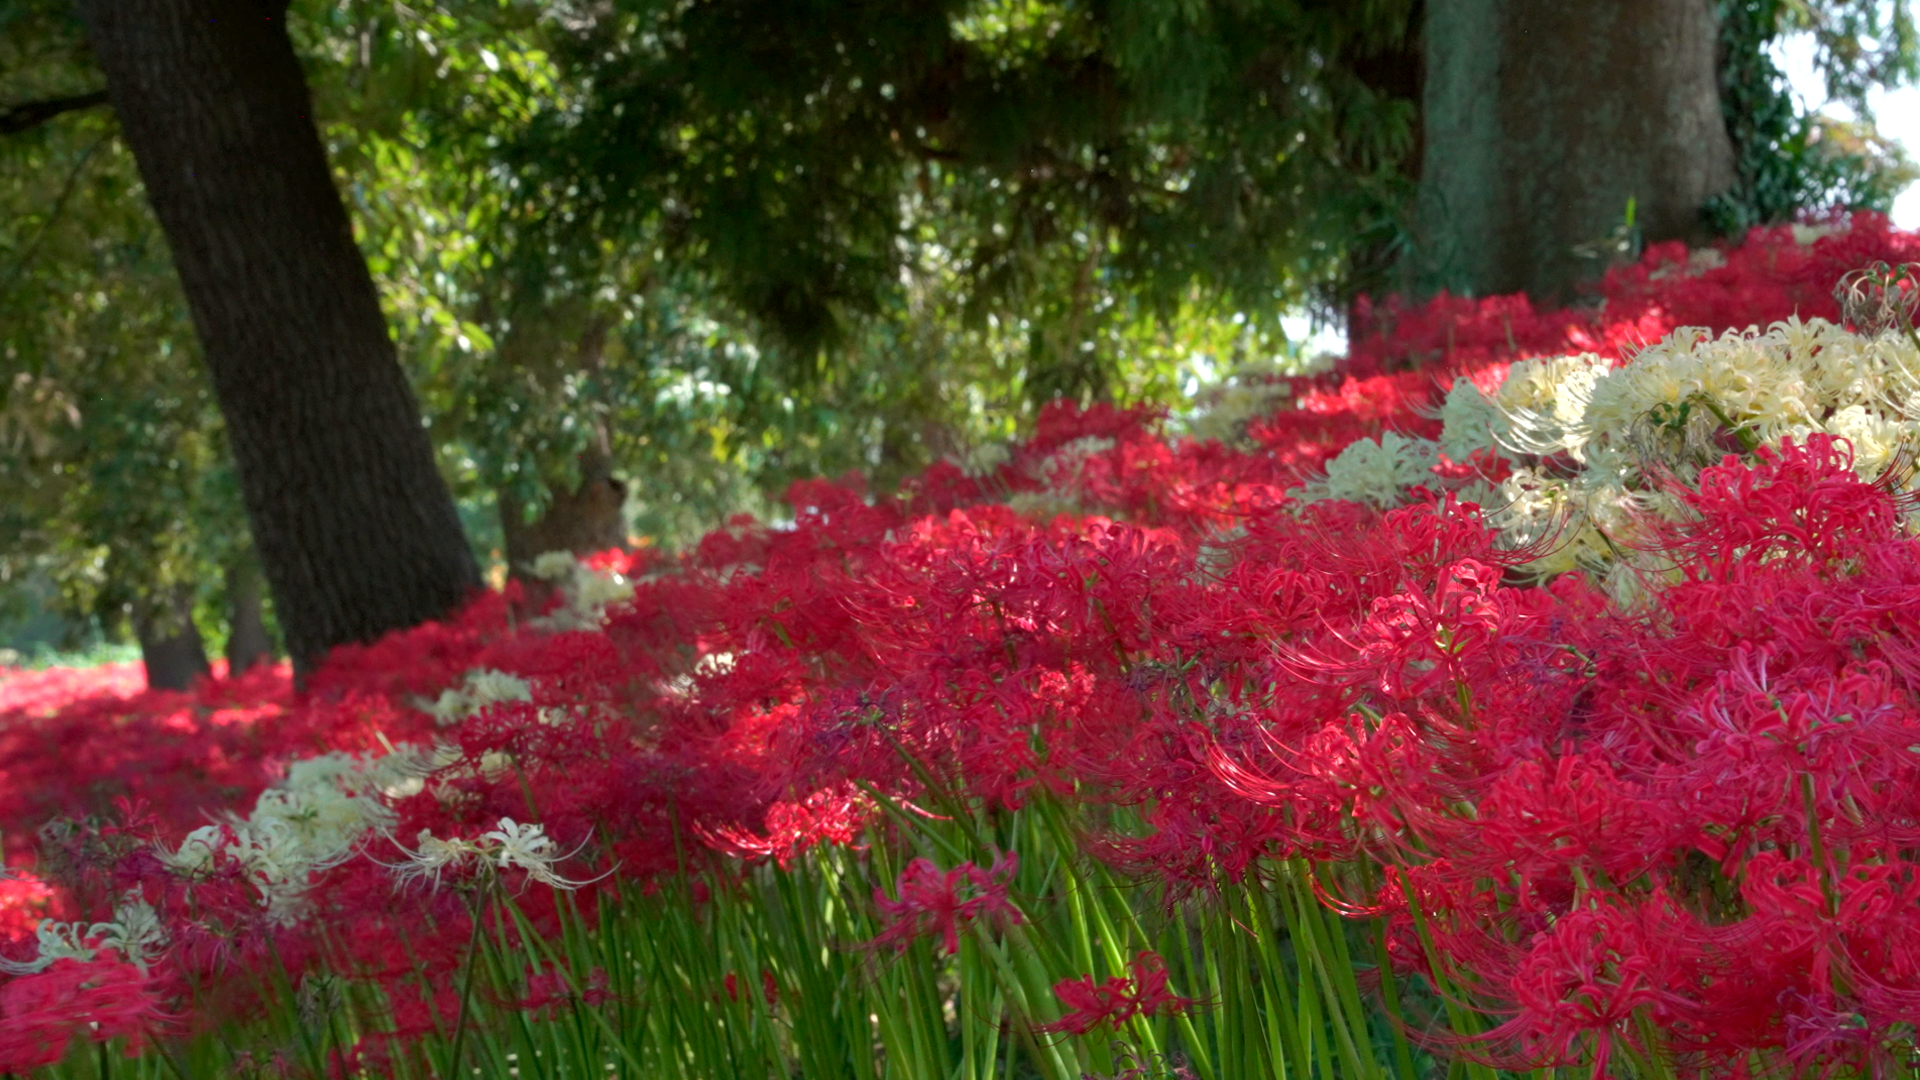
1412,318,1920,579
2,892,168,974
119,610,609,937
156,744,450,921
1296,431,1441,509
1826,404,1918,478
427,668,534,726
527,551,636,632
1438,378,1510,465
1038,436,1117,487
105,556,629,941
956,440,1012,479
1580,327,1822,450
1492,353,1609,460
1277,320,1920,581
1186,359,1296,445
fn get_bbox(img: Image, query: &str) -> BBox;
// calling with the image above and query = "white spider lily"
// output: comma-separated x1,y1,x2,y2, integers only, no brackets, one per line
153,744,451,920
92,894,167,970
467,670,533,707
480,818,593,888
426,669,534,726
426,686,473,726
159,823,228,874
955,439,1012,478
0,919,96,974
1296,431,1442,509
1285,317,1920,581
1,893,168,974
528,551,579,580
389,829,484,891
385,818,603,892
527,552,635,631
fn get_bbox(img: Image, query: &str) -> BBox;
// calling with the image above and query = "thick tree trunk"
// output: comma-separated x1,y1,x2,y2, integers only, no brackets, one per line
1416,0,1737,304
74,0,481,675
224,558,274,674
499,443,629,582
135,589,210,692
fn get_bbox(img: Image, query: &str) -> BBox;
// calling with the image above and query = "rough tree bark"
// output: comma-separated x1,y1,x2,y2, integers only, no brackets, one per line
224,558,274,674
134,588,210,692
74,0,481,674
1416,0,1737,304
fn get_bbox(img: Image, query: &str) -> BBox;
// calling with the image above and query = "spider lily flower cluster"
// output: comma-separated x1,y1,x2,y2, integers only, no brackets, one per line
425,668,533,726
3,214,1920,1077
526,549,637,631
157,745,451,919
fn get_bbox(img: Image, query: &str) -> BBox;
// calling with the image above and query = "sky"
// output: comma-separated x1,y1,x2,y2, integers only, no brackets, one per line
1279,39,1920,357
1774,31,1920,230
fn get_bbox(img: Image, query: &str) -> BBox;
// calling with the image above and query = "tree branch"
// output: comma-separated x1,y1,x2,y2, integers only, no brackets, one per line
0,134,109,302
0,90,111,136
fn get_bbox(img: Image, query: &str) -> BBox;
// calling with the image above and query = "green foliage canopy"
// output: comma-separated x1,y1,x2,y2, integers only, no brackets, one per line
513,0,1420,370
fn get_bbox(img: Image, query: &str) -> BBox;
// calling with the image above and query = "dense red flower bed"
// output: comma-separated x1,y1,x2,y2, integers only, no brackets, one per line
5,212,1920,1075
0,662,297,864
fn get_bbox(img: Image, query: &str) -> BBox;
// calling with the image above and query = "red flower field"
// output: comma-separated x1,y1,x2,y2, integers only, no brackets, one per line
5,213,1920,1079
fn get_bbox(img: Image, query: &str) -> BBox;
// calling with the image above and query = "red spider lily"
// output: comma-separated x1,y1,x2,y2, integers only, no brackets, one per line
870,852,1022,956
1036,951,1198,1035
0,957,169,1070
720,969,779,1007
699,783,873,869
1489,895,1706,1078
386,976,461,1040
1665,434,1900,577
518,964,613,1018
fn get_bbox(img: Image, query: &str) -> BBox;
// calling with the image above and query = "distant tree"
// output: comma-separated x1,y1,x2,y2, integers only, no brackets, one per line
1708,0,1919,236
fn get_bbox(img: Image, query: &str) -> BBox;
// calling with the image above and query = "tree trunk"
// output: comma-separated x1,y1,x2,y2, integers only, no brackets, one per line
224,558,274,675
135,589,210,692
1416,0,1737,304
499,443,629,582
74,0,481,675
493,313,628,596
